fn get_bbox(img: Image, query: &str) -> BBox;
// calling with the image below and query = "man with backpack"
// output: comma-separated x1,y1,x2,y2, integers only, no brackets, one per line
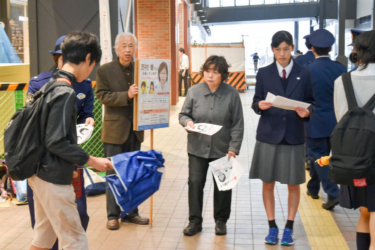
305,29,347,210
22,31,112,250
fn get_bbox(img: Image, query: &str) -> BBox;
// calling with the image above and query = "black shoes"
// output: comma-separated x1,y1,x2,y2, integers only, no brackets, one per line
215,221,227,235
307,190,320,199
183,221,227,236
183,223,202,236
322,199,340,210
305,160,311,171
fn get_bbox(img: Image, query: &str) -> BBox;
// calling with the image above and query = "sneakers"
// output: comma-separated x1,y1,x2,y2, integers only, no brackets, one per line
281,228,294,246
265,227,279,245
265,227,294,246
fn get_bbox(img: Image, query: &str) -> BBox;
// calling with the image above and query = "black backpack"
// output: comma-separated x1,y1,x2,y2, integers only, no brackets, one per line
4,80,69,180
329,72,375,187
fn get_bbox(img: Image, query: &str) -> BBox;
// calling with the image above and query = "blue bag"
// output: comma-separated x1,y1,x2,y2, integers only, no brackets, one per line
105,150,164,218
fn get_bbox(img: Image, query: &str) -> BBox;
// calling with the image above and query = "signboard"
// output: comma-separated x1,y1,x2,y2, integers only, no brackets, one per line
99,0,112,65
134,59,171,131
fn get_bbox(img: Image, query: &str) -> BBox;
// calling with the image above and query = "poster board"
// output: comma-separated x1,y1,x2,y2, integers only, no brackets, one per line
134,59,171,131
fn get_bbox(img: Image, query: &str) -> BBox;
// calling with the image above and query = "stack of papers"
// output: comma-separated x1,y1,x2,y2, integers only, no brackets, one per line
184,123,222,136
210,157,245,191
265,92,310,110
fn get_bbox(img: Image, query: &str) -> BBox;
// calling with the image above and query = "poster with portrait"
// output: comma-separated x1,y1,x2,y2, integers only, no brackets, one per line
134,59,171,131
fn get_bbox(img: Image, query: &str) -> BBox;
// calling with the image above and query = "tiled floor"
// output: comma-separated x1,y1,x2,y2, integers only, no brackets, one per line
0,89,360,250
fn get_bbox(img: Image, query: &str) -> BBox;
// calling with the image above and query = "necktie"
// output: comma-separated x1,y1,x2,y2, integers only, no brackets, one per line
282,69,286,80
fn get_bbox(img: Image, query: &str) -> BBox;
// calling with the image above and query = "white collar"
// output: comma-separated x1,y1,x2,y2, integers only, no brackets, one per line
276,60,294,79
316,55,330,59
352,63,375,76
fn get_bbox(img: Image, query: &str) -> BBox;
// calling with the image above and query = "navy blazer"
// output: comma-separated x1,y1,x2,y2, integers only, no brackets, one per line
295,51,315,66
252,61,315,144
306,57,347,138
28,70,94,124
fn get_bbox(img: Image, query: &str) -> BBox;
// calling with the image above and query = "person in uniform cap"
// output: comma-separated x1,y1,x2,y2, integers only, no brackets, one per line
348,29,364,71
305,29,347,210
295,35,315,66
26,35,95,250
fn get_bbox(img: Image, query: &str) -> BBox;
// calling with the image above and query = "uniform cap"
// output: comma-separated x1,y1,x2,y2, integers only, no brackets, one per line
349,29,364,46
49,35,66,55
303,35,310,39
309,29,335,48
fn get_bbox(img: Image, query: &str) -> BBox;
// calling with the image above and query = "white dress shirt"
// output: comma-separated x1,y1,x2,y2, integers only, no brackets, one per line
334,63,375,121
180,54,189,70
276,60,294,79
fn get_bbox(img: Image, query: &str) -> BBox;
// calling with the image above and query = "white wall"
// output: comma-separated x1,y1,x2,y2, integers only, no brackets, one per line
357,0,372,19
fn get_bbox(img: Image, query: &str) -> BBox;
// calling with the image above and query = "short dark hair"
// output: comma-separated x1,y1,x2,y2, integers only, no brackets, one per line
271,31,294,48
313,46,331,56
141,81,146,87
158,62,168,81
61,31,102,65
355,30,375,70
179,48,185,53
200,55,230,82
305,38,312,49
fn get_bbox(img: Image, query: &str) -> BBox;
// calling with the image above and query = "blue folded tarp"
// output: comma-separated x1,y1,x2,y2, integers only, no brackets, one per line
105,150,165,218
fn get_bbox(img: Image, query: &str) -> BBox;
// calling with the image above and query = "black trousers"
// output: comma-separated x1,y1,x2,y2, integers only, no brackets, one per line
188,154,232,224
104,129,141,220
179,69,189,96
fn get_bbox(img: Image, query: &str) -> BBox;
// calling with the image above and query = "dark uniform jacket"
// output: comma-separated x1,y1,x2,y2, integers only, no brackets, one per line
306,57,347,138
252,61,315,145
37,70,89,185
28,69,94,124
295,51,315,66
96,59,144,144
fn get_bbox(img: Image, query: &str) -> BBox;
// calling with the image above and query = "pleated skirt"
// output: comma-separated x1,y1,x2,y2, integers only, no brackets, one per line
249,140,306,185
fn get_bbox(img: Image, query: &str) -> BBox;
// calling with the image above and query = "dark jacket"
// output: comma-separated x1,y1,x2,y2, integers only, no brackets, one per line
295,51,315,66
28,69,94,124
37,70,89,185
306,57,347,138
252,61,315,145
96,59,144,144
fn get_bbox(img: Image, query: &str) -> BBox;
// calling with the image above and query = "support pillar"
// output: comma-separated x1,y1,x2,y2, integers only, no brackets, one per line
294,21,299,53
336,0,348,67
372,0,375,29
319,0,325,29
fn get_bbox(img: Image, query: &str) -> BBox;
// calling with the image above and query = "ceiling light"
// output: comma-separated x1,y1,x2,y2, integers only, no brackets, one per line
198,10,204,12
203,20,207,21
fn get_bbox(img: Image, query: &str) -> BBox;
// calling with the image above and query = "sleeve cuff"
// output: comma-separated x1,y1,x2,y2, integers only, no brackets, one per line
229,147,239,155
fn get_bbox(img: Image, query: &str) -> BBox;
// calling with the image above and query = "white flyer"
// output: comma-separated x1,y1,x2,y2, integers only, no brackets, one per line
265,92,310,110
184,123,222,136
76,124,94,145
210,156,244,191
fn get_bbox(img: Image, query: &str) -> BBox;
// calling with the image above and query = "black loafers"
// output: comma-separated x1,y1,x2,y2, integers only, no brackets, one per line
215,221,227,235
307,190,320,199
183,223,202,236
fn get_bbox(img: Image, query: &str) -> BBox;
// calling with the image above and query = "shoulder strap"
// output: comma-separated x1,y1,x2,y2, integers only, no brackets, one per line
363,93,375,111
341,72,358,109
42,78,72,96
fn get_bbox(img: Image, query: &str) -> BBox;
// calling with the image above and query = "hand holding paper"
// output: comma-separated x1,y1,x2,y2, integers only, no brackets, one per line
265,92,310,111
184,123,222,136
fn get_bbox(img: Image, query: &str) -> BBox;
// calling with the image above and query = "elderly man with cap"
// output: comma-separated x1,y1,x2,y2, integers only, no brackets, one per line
305,29,347,210
26,35,94,250
295,35,315,66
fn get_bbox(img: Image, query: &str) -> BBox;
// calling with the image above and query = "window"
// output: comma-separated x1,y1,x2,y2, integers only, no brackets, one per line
236,0,250,5
208,0,221,7
222,0,235,6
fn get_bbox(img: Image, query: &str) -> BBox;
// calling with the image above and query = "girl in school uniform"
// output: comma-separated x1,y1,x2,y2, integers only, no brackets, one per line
250,31,315,246
334,30,375,250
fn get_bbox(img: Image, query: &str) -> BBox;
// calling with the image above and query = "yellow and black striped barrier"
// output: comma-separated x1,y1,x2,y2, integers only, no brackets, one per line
0,83,29,91
190,72,246,92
